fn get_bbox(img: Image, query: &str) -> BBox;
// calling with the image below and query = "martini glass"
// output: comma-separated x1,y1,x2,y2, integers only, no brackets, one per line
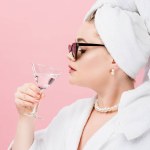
25,63,60,118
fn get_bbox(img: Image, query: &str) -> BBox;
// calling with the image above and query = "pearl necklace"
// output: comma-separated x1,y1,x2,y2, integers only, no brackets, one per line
94,99,118,113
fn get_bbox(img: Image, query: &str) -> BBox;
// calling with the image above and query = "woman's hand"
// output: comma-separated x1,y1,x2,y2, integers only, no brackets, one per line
15,83,44,116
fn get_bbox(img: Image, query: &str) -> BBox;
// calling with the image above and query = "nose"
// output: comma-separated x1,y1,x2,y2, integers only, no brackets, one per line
67,52,76,62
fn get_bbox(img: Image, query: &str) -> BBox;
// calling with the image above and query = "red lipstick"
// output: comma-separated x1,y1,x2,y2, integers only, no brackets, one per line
68,65,76,73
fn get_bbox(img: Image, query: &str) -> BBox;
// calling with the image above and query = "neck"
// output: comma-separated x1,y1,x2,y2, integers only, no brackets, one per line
96,79,134,108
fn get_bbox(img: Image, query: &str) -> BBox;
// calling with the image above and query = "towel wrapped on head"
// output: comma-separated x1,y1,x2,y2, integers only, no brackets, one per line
84,0,150,83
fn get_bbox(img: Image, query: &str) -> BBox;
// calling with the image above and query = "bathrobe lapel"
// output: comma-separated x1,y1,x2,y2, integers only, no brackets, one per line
117,80,150,140
65,98,95,150
66,81,150,150
84,81,150,149
83,114,118,150
65,96,118,150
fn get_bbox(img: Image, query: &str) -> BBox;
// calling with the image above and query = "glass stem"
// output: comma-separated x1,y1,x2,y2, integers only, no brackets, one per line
32,103,39,115
30,88,44,118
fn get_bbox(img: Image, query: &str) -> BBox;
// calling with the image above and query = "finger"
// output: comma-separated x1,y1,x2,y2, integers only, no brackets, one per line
15,98,34,112
20,87,41,99
27,83,41,93
15,92,39,104
15,98,34,108
23,83,41,94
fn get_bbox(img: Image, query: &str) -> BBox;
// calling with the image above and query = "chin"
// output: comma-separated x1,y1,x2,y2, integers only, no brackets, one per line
68,77,76,85
68,74,91,87
68,77,80,86
69,80,76,85
69,79,79,85
68,79,87,88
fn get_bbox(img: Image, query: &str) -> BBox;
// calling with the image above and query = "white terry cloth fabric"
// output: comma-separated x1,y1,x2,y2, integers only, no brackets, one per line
84,0,150,80
8,82,150,150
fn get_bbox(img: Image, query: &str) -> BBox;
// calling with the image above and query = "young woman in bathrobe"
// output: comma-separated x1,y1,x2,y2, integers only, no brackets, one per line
10,0,150,150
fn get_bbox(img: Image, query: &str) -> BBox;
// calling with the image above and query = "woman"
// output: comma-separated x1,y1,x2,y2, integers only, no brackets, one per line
9,0,150,150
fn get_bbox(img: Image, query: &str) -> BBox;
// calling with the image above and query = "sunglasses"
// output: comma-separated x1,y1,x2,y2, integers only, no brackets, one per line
68,42,105,60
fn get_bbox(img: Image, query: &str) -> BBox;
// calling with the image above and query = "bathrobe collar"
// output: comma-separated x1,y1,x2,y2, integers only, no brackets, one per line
118,80,150,140
66,81,150,150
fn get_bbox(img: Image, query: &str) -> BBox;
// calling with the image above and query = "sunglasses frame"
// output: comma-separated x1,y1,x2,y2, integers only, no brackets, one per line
68,42,105,60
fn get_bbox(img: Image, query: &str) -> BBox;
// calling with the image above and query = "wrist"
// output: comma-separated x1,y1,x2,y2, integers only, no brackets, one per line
18,114,35,122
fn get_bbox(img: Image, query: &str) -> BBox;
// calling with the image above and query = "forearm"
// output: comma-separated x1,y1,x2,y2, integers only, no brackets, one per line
12,116,35,150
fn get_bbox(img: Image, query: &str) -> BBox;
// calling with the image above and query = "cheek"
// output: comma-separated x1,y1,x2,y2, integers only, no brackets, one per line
68,50,111,87
77,51,110,84
81,52,108,74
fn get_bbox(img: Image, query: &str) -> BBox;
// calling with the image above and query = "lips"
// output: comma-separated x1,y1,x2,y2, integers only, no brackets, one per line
68,65,76,71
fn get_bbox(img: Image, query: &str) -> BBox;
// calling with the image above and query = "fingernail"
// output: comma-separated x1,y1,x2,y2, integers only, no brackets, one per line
36,94,40,98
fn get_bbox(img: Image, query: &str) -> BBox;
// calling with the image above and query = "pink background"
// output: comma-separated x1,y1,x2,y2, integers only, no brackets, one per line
0,0,144,149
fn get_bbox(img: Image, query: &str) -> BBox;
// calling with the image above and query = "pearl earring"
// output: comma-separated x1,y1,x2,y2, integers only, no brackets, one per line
111,68,115,75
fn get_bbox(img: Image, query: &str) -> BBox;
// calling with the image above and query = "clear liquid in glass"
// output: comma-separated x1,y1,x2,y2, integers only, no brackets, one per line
35,73,57,89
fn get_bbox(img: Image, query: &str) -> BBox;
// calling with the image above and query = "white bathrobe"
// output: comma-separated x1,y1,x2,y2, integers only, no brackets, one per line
8,80,150,150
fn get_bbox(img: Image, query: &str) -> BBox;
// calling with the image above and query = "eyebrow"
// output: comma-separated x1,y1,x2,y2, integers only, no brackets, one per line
76,38,87,43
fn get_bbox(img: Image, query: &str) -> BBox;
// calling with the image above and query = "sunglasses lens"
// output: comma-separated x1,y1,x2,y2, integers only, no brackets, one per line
72,43,77,58
68,43,78,60
68,45,72,52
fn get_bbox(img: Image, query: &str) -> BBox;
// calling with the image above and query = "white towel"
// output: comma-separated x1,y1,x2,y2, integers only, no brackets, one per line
84,0,150,82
